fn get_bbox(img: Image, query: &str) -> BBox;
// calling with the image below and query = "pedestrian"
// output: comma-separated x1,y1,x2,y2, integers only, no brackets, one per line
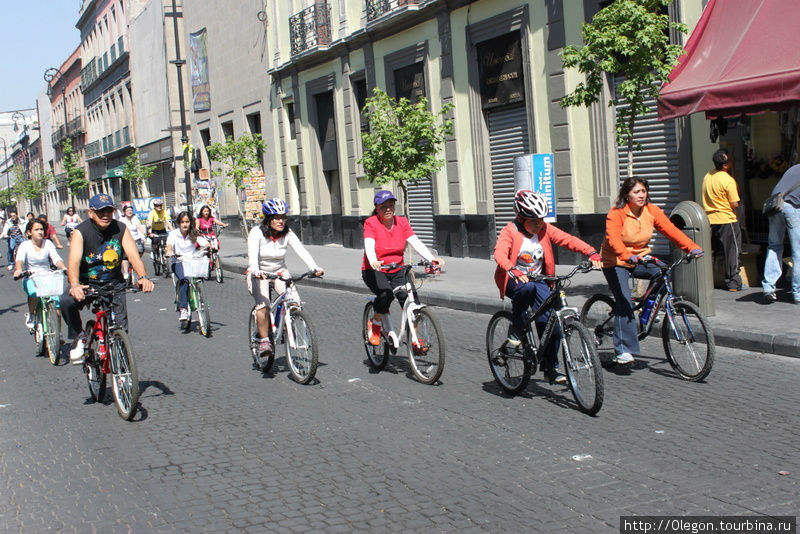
600,177,704,365
0,210,25,270
701,148,743,291
761,163,800,304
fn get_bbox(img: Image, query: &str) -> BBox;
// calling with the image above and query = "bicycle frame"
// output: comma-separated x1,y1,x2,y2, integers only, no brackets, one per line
632,256,690,339
87,300,114,374
373,266,426,350
522,275,582,363
268,284,302,350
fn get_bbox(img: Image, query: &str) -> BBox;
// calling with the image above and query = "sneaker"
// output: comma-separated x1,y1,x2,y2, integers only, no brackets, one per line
544,368,568,385
367,319,382,346
506,328,522,348
764,292,777,304
179,308,190,328
614,352,635,365
258,338,272,354
24,313,34,330
6,265,12,271
70,333,88,365
412,339,429,355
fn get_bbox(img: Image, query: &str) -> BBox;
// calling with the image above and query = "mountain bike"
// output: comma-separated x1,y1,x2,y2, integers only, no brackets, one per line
16,269,64,365
362,261,445,385
248,270,320,384
173,254,212,337
580,252,714,381
79,283,139,420
486,262,603,415
149,232,169,278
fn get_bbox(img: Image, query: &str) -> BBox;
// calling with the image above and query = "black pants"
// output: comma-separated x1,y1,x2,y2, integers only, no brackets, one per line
362,269,408,314
711,222,742,289
61,283,128,338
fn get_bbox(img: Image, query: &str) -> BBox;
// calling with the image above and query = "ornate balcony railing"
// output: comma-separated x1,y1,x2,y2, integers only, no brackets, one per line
289,1,331,57
67,116,83,137
366,0,420,22
85,140,101,160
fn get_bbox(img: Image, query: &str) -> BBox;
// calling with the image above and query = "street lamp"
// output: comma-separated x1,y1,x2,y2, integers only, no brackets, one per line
0,137,9,201
44,68,69,137
11,111,25,133
167,0,192,212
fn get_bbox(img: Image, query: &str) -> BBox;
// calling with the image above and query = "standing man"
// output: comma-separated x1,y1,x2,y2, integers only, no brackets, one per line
702,148,743,291
0,210,25,270
762,163,800,304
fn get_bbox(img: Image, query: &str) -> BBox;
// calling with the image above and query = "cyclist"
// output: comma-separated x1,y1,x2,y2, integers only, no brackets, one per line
64,193,154,364
1,210,25,270
13,219,67,329
165,211,210,328
120,204,147,287
196,204,228,241
362,190,444,349
494,190,602,385
146,198,172,264
37,214,64,249
601,177,703,366
60,206,82,241
247,198,323,355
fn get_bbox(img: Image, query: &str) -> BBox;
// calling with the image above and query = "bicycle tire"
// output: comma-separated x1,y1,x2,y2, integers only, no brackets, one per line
162,256,171,278
406,308,445,384
83,321,106,402
195,281,212,337
562,317,604,415
45,300,60,365
362,302,389,370
33,301,46,357
152,246,161,276
661,300,714,382
284,309,319,384
249,306,274,372
109,329,139,420
485,310,531,394
214,254,224,283
579,294,616,351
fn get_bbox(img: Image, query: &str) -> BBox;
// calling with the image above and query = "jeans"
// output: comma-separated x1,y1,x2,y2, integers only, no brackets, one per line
7,235,23,264
172,262,190,309
602,263,660,356
505,278,561,369
762,203,800,301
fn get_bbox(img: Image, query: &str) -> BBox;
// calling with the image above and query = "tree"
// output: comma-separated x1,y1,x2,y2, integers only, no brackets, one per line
62,138,89,205
205,133,267,232
122,149,155,197
359,88,454,211
560,0,686,178
13,167,54,214
0,188,14,208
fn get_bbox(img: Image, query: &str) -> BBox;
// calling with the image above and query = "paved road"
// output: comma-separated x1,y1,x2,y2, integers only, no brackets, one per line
0,269,797,533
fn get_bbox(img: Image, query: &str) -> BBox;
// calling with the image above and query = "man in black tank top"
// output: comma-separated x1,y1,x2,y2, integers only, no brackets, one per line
62,194,154,364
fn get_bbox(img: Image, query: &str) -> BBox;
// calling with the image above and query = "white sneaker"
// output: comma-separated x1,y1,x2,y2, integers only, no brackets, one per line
70,333,88,365
24,313,34,330
179,308,190,321
614,352,635,365
6,265,12,271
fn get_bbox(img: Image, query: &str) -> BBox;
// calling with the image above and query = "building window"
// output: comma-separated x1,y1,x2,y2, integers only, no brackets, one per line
353,78,368,133
246,112,262,135
286,102,296,140
221,121,234,141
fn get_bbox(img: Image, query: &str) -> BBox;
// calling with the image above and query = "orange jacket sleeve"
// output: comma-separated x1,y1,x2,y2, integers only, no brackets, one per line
650,204,700,252
493,223,517,272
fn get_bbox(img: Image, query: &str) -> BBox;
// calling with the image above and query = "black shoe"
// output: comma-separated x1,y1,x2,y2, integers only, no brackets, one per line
764,292,777,304
544,368,567,385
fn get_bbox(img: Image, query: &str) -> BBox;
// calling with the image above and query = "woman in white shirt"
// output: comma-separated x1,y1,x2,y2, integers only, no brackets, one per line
120,205,147,286
13,219,67,329
166,211,209,327
60,206,82,240
247,198,323,355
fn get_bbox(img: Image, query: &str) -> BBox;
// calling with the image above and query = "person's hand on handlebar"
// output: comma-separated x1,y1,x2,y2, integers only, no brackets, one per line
509,268,529,284
12,268,23,280
690,248,704,258
588,252,602,270
370,260,383,270
69,283,90,302
313,268,324,278
137,276,154,293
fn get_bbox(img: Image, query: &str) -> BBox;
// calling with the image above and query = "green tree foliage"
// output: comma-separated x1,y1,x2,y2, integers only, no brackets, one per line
0,188,14,208
359,88,454,211
205,133,267,230
62,138,89,202
13,167,54,214
560,0,686,177
122,149,155,197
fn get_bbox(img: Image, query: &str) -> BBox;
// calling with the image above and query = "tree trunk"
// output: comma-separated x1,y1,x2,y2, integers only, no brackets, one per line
626,115,635,178
235,186,249,238
399,180,408,216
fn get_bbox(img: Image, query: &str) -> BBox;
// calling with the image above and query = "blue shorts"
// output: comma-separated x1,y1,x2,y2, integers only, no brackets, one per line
22,279,61,308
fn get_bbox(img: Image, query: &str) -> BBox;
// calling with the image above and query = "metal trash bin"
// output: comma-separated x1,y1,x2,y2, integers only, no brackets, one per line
668,201,715,317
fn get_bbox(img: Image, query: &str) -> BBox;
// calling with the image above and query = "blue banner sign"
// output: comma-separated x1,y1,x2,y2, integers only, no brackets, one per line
514,153,556,222
132,198,157,221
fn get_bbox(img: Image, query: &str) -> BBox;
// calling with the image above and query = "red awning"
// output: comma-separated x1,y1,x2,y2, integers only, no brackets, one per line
658,0,800,120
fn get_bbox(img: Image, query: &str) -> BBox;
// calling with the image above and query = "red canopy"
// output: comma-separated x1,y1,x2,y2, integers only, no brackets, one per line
658,0,800,120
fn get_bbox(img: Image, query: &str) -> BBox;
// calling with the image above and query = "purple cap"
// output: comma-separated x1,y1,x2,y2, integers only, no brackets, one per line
88,193,115,210
373,190,397,205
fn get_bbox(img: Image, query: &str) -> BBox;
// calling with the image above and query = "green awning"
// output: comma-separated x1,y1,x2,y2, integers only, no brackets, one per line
106,166,124,178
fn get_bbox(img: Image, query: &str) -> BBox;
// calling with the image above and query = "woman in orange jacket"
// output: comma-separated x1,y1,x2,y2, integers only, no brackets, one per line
494,190,602,384
600,177,704,365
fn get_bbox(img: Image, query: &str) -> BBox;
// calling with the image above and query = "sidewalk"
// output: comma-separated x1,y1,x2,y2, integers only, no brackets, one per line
211,230,800,359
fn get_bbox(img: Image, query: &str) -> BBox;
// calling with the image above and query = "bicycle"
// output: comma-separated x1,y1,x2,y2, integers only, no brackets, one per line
248,270,320,384
79,283,139,420
15,269,64,365
580,252,714,381
486,261,604,415
172,254,212,337
362,261,445,385
202,225,223,283
149,232,170,278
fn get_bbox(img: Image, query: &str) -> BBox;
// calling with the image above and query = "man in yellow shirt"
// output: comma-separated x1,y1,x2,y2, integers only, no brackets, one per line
145,198,173,274
702,148,743,291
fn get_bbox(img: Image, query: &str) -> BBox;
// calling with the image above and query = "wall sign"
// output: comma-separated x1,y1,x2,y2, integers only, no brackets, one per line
514,153,556,222
477,32,525,110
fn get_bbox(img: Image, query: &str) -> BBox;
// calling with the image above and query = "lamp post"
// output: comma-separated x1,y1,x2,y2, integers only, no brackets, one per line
11,111,24,133
168,0,192,212
45,67,72,207
0,137,9,206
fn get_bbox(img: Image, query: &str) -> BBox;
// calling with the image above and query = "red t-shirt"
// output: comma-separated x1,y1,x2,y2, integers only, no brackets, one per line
44,223,57,240
361,215,414,271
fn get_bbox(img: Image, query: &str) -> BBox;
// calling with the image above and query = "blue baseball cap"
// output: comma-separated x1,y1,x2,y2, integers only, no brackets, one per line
373,190,397,205
89,193,115,210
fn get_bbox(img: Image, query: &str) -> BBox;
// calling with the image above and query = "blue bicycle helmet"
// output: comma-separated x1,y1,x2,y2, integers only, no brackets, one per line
262,198,288,216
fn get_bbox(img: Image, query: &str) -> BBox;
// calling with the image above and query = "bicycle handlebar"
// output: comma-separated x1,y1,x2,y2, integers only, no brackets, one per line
256,270,322,283
379,260,440,272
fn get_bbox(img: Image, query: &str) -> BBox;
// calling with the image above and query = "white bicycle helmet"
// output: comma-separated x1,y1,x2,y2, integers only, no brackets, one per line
514,190,549,218
262,198,288,216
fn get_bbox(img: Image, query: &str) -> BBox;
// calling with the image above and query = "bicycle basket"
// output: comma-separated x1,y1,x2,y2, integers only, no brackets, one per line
182,257,209,278
32,271,65,297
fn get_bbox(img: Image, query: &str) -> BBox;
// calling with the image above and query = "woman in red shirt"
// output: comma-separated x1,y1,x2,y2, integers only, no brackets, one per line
362,190,444,345
494,190,602,384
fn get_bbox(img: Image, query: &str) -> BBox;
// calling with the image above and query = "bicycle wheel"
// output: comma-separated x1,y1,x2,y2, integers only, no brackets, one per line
152,247,161,276
109,329,139,420
83,321,106,402
33,302,46,357
44,300,60,365
486,311,531,394
661,300,714,381
214,254,224,283
406,308,445,384
195,281,212,337
362,301,389,370
562,317,604,416
579,294,616,351
162,255,171,278
248,306,274,372
284,309,318,384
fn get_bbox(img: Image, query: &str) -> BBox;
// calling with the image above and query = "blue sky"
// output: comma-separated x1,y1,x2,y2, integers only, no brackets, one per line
0,0,82,112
